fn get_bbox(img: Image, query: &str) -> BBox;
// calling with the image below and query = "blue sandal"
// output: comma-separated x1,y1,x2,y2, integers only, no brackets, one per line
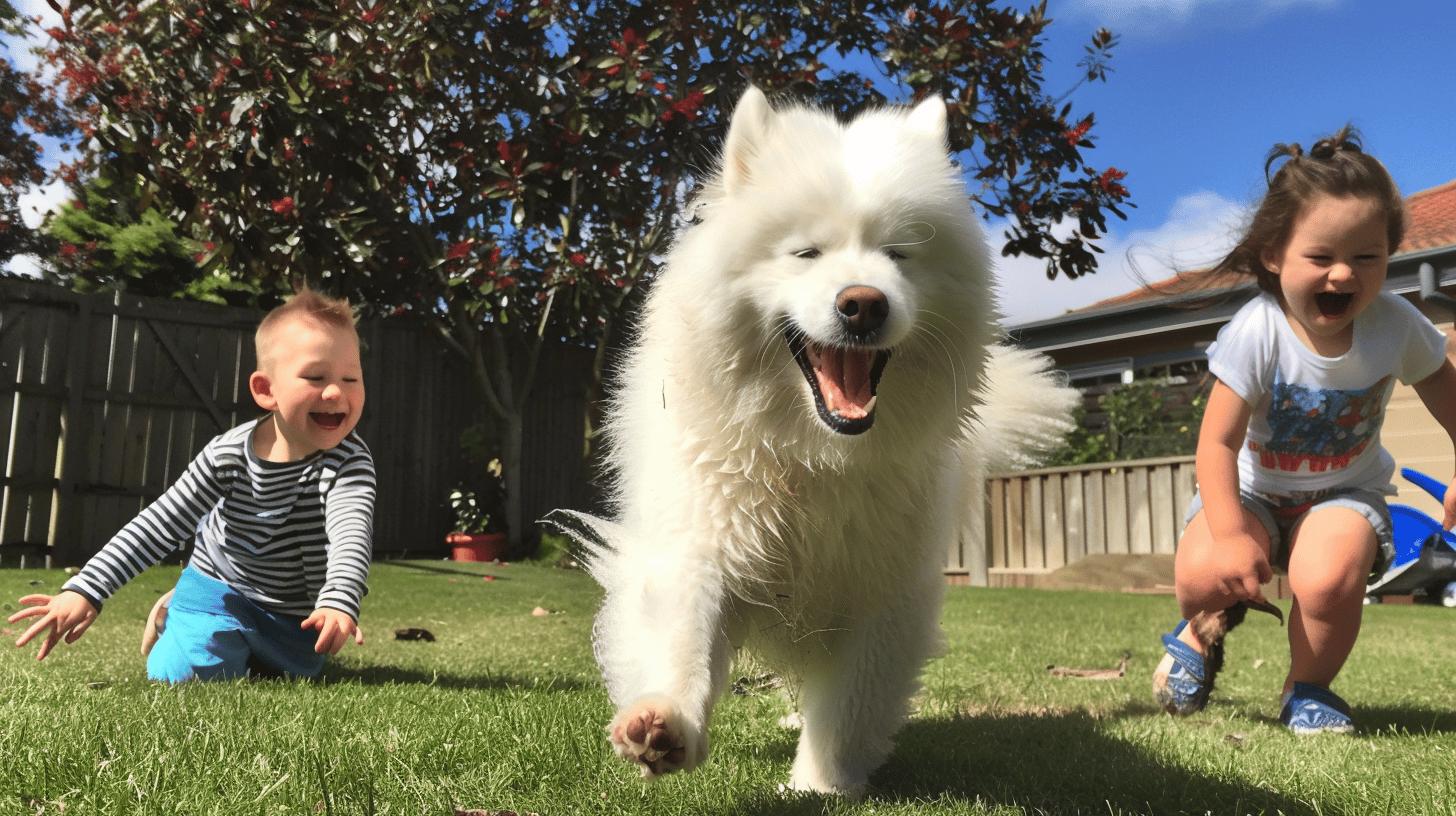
1281,682,1354,734
1152,620,1212,715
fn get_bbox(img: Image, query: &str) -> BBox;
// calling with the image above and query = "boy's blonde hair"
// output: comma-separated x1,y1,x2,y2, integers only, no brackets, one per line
255,288,358,371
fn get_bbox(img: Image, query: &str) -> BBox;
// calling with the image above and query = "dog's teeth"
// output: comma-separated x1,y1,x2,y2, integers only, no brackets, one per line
863,396,877,413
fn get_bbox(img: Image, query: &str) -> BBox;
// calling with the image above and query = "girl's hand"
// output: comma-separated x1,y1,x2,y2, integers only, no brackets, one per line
1211,532,1273,603
8,591,99,661
1443,479,1456,531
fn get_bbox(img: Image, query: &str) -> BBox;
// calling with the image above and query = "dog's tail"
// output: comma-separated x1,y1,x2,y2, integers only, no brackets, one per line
540,508,621,585
966,343,1078,472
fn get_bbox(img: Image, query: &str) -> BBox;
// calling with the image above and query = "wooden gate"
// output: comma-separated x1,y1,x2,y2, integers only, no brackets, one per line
0,278,593,567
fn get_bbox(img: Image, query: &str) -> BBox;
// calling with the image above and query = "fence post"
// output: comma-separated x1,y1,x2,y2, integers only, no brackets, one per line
48,293,92,567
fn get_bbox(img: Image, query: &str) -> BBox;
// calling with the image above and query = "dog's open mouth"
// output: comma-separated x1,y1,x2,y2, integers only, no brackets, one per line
1315,292,1354,318
786,329,890,435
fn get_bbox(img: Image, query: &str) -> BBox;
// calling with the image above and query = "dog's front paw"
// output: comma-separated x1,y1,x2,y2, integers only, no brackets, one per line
608,695,704,778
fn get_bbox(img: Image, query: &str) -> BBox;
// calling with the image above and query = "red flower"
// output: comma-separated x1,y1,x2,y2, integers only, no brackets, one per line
446,240,473,260
569,252,587,267
1062,118,1093,147
488,246,502,265
1097,167,1129,197
59,243,78,258
361,6,380,23
662,90,706,123
270,196,295,216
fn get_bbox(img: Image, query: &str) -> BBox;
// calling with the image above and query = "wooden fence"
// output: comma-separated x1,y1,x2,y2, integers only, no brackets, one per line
979,455,1197,587
0,278,593,567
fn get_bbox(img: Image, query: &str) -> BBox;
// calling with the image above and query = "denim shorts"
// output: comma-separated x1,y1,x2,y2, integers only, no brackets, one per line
1184,487,1394,582
146,566,326,683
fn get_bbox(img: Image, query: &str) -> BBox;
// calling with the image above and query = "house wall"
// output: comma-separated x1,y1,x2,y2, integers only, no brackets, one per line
1041,291,1456,521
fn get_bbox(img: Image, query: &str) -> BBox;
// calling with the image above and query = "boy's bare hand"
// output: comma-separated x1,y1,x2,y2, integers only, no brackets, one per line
301,608,364,655
9,591,99,661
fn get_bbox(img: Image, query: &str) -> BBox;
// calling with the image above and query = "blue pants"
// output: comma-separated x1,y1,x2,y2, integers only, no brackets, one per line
146,566,326,683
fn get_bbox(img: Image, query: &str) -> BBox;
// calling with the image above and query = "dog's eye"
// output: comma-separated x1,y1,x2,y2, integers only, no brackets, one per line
885,248,907,261
793,248,821,260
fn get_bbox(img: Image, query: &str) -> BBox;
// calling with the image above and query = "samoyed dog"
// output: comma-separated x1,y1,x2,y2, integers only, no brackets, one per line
553,87,1075,796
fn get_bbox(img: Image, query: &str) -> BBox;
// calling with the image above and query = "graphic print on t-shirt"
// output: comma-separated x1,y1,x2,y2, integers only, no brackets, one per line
1247,375,1390,473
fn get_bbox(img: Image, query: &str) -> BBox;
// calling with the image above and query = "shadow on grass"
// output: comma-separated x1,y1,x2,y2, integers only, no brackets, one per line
711,707,1334,816
321,663,590,692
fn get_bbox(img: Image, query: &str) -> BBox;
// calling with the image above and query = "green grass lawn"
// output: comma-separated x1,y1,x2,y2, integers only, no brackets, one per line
4,560,1456,815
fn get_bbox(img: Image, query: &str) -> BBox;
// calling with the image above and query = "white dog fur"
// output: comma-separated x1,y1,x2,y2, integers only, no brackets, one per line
553,87,1076,796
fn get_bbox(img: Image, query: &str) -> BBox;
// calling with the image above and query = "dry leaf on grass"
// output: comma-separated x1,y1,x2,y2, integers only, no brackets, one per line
1047,652,1130,680
454,809,538,816
531,606,549,617
393,628,436,642
1224,732,1247,750
482,575,497,582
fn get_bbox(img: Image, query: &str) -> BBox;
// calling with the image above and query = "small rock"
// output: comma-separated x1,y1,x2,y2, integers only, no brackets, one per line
1252,658,1266,670
393,628,436,642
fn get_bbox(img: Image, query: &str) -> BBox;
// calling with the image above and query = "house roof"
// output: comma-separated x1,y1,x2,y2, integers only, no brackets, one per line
1007,178,1456,354
1072,177,1456,315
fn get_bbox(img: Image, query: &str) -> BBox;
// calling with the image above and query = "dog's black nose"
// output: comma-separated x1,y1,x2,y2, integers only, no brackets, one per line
836,285,889,337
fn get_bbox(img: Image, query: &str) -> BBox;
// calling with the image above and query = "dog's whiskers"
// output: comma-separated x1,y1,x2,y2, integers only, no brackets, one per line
910,313,967,416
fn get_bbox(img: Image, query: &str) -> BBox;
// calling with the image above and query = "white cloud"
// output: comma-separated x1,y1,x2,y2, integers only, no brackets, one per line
2,179,68,278
1061,0,1337,33
1,0,62,73
992,190,1247,327
16,178,70,228
2,253,43,278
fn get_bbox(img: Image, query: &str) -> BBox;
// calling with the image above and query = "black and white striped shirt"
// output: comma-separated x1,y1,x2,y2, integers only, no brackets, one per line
63,418,376,620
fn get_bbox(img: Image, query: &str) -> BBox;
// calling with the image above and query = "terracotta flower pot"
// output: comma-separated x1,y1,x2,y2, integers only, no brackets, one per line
446,531,507,562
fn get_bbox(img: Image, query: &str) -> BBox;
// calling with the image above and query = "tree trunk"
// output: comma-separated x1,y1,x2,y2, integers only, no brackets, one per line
501,409,525,554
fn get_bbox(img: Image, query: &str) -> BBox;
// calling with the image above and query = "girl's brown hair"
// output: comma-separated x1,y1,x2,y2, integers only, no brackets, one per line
1214,125,1405,294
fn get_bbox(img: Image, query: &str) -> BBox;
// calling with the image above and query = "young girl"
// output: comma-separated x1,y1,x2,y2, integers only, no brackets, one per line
1152,127,1456,733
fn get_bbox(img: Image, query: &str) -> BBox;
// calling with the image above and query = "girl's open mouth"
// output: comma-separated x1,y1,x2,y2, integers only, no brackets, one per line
310,412,346,430
1315,292,1353,318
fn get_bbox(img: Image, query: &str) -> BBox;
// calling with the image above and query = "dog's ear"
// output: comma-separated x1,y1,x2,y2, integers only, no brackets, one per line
723,86,772,194
906,95,948,145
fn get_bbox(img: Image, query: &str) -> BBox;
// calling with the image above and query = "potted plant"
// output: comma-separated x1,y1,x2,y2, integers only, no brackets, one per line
446,485,506,562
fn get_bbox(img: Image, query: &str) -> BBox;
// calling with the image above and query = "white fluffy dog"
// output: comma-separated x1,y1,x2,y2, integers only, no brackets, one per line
553,87,1075,796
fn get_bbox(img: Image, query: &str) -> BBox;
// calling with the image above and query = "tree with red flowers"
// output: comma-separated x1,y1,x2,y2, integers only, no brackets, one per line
41,0,1130,551
0,1,68,264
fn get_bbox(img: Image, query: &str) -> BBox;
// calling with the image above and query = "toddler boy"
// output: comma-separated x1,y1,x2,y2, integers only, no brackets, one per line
9,289,376,681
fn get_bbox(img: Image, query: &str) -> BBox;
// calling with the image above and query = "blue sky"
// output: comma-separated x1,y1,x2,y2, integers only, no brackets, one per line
7,0,1455,319
994,0,1456,325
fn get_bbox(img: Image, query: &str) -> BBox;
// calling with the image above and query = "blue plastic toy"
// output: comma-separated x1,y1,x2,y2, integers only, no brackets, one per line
1369,468,1456,602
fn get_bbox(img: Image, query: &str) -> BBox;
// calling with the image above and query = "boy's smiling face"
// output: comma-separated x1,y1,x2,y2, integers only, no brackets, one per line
249,316,365,461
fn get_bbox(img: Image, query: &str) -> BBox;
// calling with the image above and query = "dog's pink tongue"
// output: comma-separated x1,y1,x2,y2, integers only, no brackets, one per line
813,346,874,419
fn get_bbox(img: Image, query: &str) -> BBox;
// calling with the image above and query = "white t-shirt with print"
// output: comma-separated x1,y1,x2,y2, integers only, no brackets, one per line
1208,290,1449,497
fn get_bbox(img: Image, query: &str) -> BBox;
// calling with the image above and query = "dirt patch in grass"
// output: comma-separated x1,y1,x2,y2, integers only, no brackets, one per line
1038,553,1175,593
